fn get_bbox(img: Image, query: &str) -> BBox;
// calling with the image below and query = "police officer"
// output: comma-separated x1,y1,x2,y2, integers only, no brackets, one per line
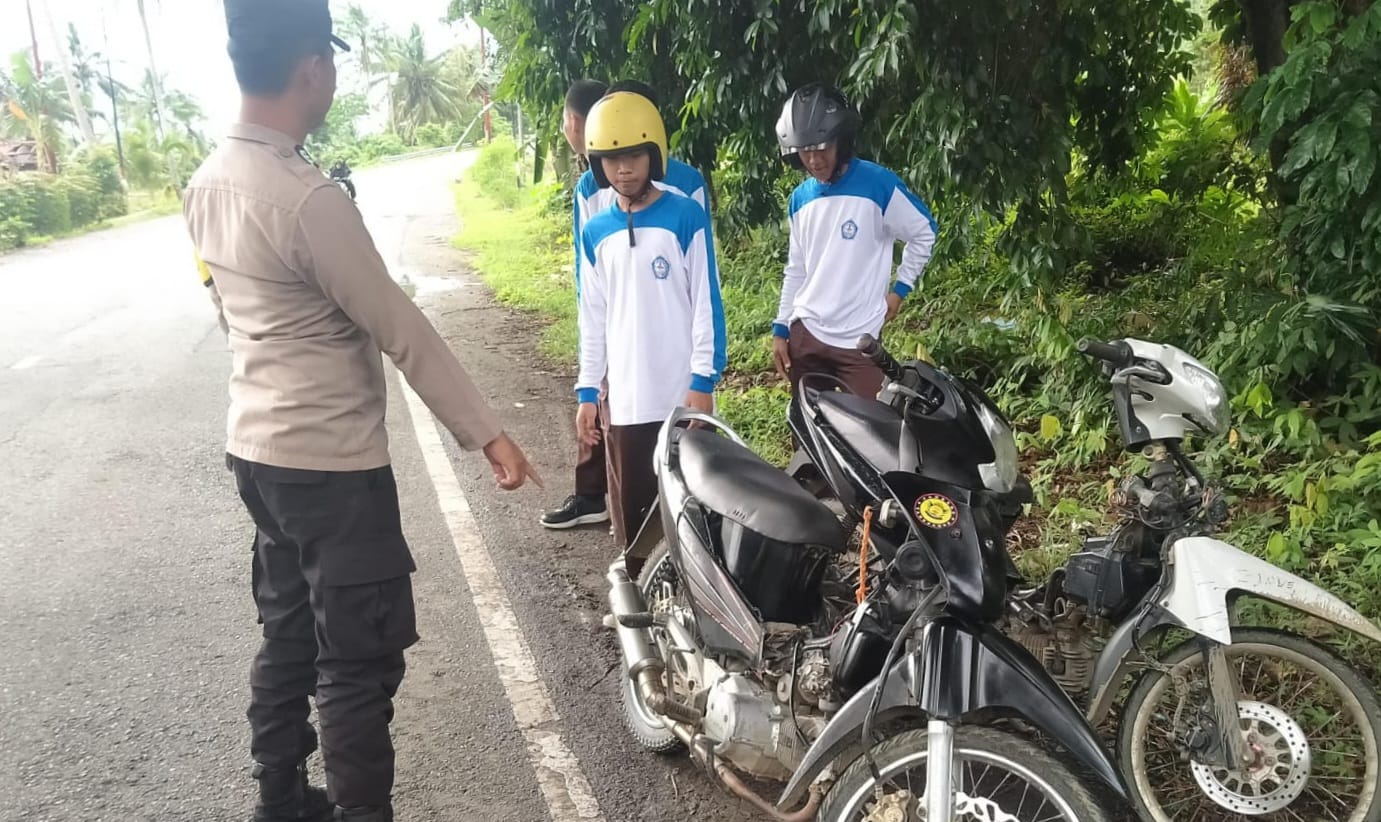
184,2,541,820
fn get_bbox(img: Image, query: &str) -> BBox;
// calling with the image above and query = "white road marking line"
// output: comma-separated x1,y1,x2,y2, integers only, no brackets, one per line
11,355,41,370
401,381,606,822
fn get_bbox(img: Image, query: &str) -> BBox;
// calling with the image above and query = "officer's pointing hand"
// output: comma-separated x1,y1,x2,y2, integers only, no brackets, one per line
482,432,543,491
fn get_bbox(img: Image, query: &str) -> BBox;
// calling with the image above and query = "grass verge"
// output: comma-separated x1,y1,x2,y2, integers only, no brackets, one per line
451,177,577,361
6,194,183,254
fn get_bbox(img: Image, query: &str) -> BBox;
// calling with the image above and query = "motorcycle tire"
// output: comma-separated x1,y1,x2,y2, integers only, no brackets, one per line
619,542,683,755
1118,626,1381,822
819,726,1110,822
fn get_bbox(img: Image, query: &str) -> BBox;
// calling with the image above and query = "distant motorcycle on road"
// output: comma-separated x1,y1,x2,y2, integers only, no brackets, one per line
329,160,356,201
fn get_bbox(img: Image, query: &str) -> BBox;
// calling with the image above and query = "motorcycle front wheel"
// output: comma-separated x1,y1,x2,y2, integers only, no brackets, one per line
819,726,1110,822
1119,627,1381,822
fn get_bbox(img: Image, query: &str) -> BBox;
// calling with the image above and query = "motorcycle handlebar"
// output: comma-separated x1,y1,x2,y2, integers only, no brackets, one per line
857,334,903,382
1076,338,1134,367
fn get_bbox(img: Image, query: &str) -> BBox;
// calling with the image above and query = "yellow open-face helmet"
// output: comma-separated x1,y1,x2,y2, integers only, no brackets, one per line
585,91,667,189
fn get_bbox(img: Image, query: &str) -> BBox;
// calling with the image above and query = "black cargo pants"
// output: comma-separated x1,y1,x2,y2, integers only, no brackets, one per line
229,455,419,809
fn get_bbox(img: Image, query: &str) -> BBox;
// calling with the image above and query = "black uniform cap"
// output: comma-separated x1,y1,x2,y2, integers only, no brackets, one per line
225,0,351,59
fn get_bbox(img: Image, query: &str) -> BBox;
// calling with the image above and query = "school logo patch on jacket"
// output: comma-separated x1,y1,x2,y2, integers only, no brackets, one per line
651,255,671,280
841,219,859,240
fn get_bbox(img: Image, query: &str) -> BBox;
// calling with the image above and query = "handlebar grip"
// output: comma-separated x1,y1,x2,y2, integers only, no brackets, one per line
857,334,903,382
1076,338,1133,366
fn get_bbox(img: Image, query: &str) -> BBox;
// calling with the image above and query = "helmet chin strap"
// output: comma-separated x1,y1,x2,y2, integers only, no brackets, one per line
829,159,849,184
621,181,654,247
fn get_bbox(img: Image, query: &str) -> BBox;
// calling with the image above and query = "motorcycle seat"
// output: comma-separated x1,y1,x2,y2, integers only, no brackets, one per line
676,428,847,551
812,391,906,473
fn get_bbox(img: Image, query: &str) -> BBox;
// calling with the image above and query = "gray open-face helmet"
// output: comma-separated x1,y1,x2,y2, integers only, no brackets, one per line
775,83,860,171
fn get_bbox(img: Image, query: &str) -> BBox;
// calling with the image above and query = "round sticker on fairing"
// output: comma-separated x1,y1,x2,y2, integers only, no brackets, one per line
915,494,959,529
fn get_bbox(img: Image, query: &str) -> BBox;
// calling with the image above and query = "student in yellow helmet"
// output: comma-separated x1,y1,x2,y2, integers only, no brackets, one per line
573,91,727,557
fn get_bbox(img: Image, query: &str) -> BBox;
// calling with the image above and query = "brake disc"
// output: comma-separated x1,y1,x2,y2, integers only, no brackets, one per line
953,792,1021,822
1190,700,1312,815
863,791,1021,822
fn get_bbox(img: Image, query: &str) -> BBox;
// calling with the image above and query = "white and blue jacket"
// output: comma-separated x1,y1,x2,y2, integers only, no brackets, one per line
574,157,708,291
773,159,937,349
576,190,726,426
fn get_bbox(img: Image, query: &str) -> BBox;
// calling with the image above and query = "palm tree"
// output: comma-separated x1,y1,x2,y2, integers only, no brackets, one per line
339,5,385,81
163,88,207,153
386,25,463,143
3,50,74,172
41,0,95,147
133,0,166,142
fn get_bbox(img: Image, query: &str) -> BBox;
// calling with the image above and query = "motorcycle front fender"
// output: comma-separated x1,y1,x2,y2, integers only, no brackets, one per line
777,616,1129,810
1084,536,1381,723
1159,536,1381,646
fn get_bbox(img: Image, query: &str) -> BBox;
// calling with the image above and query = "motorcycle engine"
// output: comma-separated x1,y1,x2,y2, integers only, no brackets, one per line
702,632,829,781
1007,604,1098,696
703,673,815,781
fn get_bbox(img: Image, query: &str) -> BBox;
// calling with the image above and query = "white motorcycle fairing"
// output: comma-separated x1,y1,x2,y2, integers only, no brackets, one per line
1160,537,1381,646
1086,535,1381,722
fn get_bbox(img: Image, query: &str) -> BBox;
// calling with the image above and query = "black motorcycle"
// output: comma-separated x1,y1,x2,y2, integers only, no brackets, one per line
329,160,356,201
605,390,1128,819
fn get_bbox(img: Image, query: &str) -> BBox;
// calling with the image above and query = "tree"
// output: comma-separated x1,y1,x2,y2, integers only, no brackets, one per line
464,0,1197,254
2,50,73,172
339,4,386,81
133,0,166,143
41,0,95,147
386,24,464,142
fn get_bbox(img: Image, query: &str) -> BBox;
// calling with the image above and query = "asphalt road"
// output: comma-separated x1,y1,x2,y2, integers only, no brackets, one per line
0,152,757,822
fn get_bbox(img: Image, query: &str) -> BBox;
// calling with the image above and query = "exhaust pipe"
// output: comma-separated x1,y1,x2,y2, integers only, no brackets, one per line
606,559,701,725
672,723,824,822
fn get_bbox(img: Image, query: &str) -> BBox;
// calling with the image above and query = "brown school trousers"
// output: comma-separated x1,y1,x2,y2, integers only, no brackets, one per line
787,320,885,399
604,418,661,549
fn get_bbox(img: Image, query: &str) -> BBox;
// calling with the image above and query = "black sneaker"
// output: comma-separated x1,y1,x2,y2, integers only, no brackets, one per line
541,495,610,530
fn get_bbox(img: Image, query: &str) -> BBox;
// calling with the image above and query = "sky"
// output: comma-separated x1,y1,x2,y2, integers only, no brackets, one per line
3,0,479,136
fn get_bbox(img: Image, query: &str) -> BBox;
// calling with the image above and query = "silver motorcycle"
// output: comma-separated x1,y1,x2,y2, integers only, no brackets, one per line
1005,338,1381,822
786,333,1381,821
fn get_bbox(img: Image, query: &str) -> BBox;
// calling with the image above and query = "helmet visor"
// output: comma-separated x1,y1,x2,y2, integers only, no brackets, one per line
780,140,833,157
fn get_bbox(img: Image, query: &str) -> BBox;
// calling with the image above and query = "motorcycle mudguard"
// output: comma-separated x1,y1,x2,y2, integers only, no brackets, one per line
1160,537,1381,646
1084,536,1381,723
777,616,1129,809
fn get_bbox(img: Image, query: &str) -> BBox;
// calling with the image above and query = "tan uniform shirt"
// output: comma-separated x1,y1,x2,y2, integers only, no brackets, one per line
184,123,502,471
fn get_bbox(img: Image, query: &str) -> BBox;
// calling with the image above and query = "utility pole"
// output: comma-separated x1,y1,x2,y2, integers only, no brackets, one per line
101,2,126,179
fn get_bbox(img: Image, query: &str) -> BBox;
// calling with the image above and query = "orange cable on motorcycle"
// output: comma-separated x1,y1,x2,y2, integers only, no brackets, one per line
857,506,873,604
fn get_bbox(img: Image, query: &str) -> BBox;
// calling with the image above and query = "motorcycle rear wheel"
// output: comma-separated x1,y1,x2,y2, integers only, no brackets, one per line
619,543,684,754
1119,627,1381,822
819,726,1110,822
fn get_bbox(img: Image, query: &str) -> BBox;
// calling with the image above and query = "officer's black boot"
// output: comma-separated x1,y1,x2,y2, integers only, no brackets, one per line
251,761,333,822
334,806,393,822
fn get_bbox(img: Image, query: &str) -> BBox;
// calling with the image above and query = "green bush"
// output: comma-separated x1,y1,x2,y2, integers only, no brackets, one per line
74,148,129,219
58,175,102,228
0,217,28,251
415,123,449,148
467,138,521,209
23,176,72,235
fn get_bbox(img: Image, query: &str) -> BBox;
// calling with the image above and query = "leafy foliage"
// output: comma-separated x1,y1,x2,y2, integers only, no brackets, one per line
1248,1,1381,302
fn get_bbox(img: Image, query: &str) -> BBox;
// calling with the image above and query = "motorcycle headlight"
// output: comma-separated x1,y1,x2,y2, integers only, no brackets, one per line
1183,363,1229,436
975,401,1019,493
